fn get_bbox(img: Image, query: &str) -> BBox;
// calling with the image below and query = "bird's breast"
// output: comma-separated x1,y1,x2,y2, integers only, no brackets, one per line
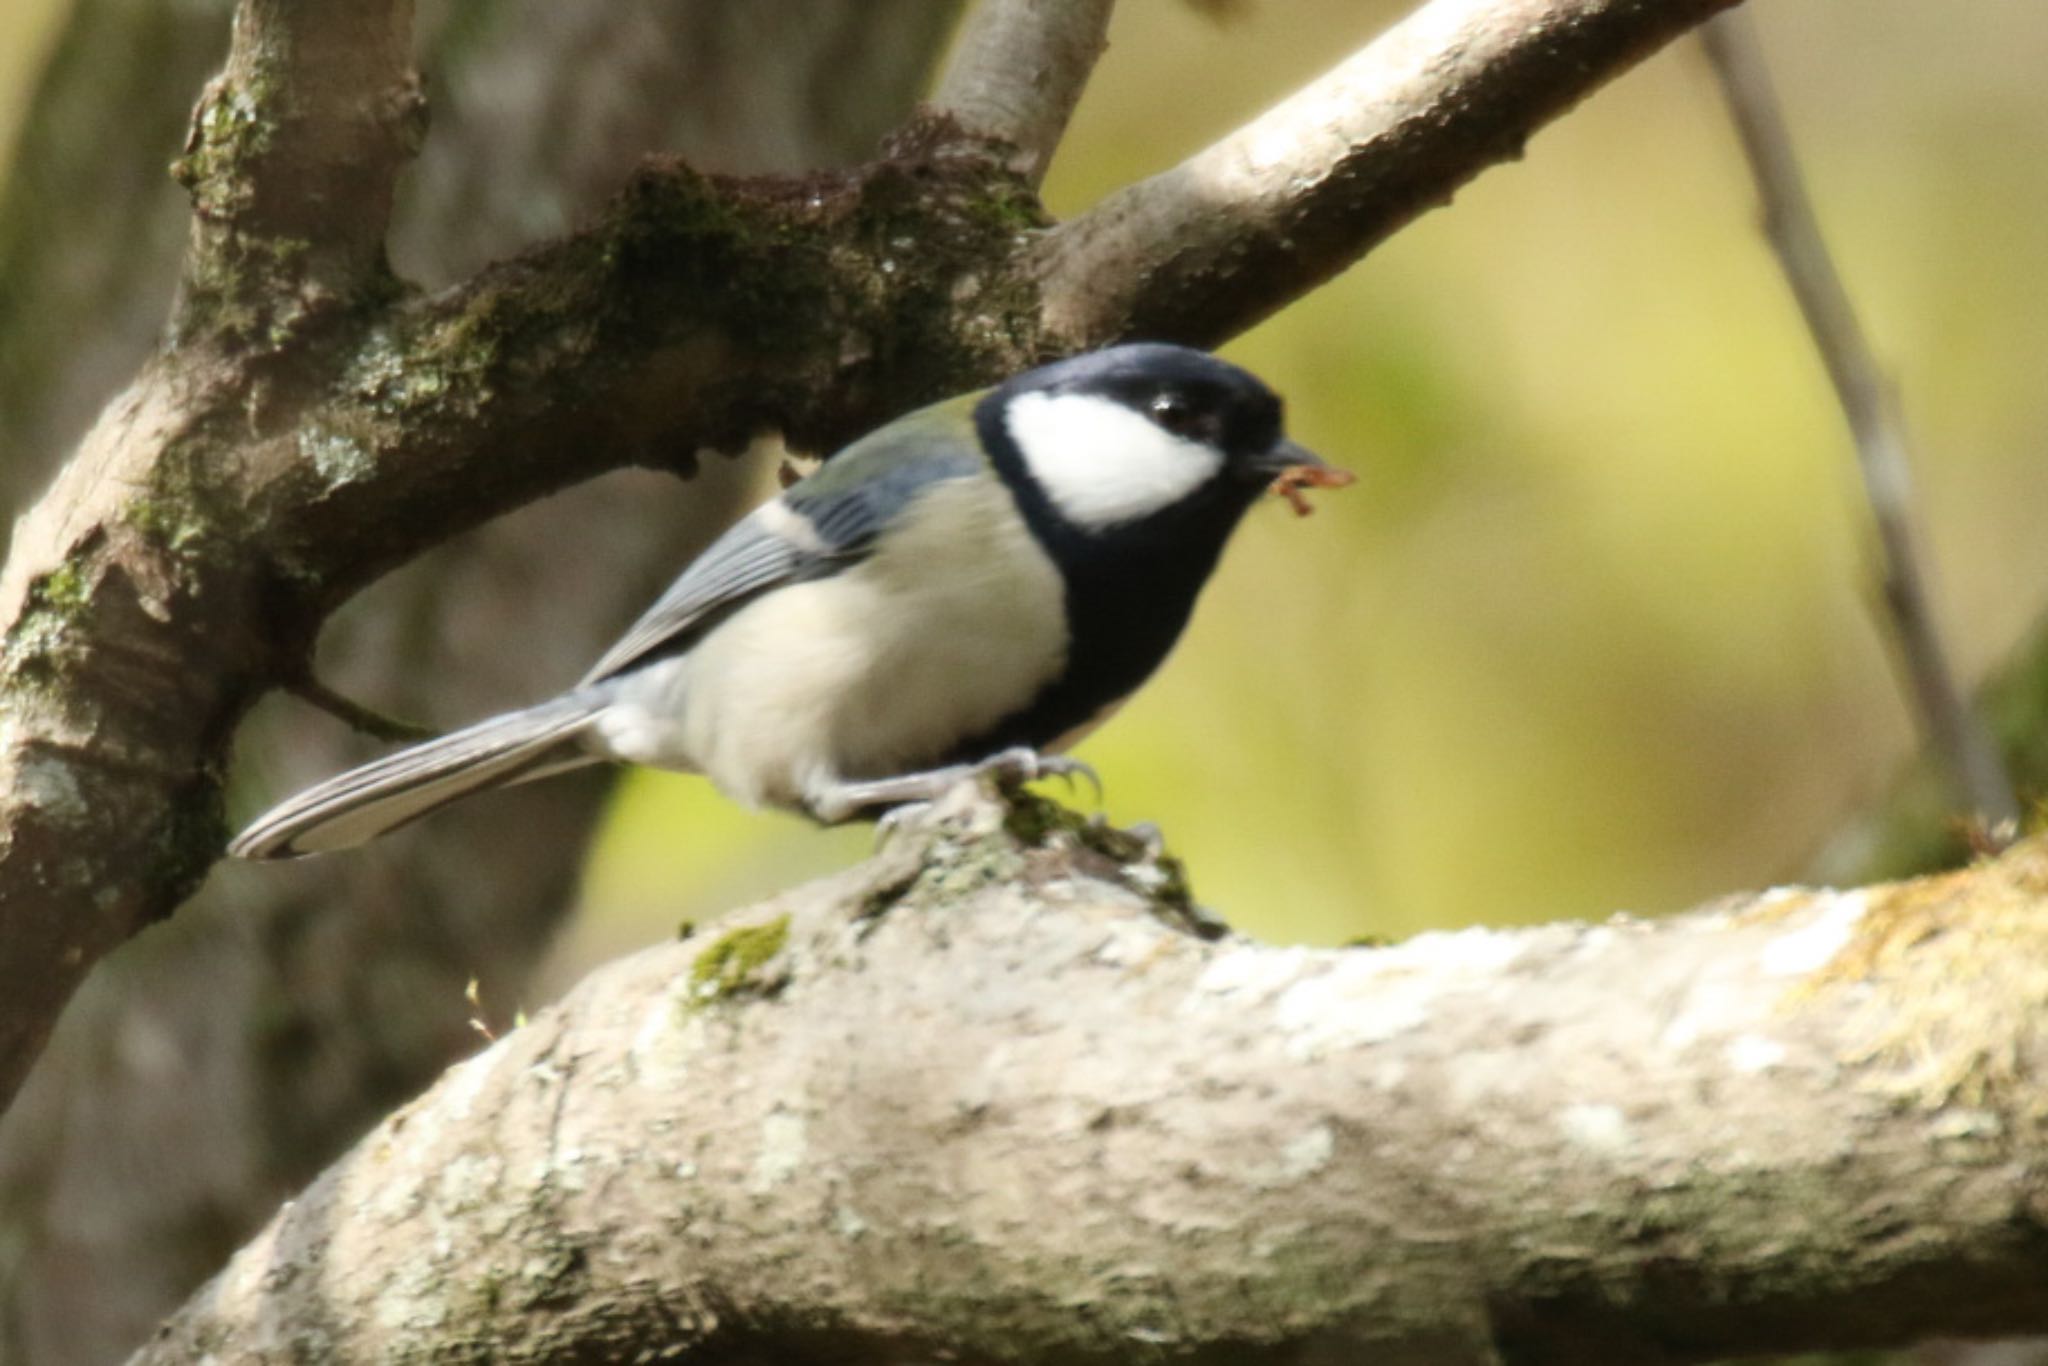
617,477,1068,809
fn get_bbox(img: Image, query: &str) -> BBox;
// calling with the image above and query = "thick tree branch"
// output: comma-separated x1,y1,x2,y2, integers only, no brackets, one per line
0,0,1758,1120
1701,11,2017,840
0,8,966,1362
931,0,1117,186
138,791,2048,1363
1031,0,1742,348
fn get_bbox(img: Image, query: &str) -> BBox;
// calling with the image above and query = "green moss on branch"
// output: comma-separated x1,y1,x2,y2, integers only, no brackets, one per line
688,916,792,1005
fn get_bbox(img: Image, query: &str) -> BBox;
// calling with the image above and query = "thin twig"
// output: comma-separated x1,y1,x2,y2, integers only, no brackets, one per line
287,676,438,745
931,0,1117,186
1701,10,2018,836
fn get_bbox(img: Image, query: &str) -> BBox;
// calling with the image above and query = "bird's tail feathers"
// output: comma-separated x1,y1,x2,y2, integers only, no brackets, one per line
229,695,606,859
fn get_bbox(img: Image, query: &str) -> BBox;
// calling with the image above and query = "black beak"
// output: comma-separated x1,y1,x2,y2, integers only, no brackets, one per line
1248,438,1332,477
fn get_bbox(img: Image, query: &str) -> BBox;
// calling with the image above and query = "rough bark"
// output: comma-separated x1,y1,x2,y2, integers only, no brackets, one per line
0,0,1748,1128
133,788,2048,1365
170,0,423,320
0,5,961,1364
6,0,2038,1357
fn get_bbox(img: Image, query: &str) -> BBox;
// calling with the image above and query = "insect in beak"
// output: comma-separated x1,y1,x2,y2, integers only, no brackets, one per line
1259,440,1356,517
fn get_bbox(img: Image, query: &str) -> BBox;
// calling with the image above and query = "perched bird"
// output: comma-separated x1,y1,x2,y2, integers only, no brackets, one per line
230,343,1351,859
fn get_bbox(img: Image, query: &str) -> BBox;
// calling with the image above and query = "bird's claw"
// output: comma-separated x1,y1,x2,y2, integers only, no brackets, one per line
1045,755,1103,803
972,748,1101,803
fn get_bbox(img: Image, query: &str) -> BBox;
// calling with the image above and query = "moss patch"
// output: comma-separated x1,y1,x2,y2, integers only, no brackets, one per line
688,915,791,1006
1002,790,1212,938
4,558,98,685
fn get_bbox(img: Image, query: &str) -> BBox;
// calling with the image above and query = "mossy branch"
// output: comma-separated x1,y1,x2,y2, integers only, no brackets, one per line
137,795,2048,1363
173,0,424,334
0,0,1773,1129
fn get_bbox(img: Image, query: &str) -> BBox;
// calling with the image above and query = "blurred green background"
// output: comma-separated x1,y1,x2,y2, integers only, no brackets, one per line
10,1,2048,976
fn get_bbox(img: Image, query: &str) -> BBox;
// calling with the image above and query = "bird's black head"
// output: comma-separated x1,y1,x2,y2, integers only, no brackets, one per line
978,342,1327,536
955,344,1344,764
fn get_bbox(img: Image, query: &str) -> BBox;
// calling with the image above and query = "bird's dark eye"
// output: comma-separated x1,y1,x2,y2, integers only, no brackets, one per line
1150,392,1203,439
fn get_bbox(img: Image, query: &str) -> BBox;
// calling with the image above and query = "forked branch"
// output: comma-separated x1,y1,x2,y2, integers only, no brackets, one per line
0,0,1771,1132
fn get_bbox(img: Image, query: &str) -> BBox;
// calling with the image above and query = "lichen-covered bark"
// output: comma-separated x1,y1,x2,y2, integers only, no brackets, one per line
2,0,2037,1355
0,5,964,1364
0,0,1749,1132
0,0,1039,1116
135,791,2048,1364
170,0,423,333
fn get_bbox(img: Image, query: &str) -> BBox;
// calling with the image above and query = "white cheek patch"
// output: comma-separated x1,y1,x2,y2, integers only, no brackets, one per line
1005,391,1224,530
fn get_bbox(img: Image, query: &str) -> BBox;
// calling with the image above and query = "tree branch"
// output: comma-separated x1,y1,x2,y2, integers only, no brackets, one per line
0,10,970,1362
171,0,424,331
930,0,1117,186
1700,10,2018,840
137,791,2048,1363
1031,0,1742,348
0,0,1760,1121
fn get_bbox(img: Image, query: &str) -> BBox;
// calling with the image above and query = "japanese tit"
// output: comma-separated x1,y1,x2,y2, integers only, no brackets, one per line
230,342,1350,859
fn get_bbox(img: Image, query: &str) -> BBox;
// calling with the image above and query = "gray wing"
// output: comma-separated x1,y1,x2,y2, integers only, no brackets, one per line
579,396,988,684
578,510,827,684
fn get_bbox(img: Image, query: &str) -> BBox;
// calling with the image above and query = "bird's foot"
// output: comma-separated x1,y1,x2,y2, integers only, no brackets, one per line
969,746,1101,802
813,749,1101,827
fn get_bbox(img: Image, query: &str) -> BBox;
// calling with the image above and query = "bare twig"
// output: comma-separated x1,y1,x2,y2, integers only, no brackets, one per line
285,676,436,744
1701,11,2018,837
1032,0,1742,348
138,798,2048,1363
930,0,1116,186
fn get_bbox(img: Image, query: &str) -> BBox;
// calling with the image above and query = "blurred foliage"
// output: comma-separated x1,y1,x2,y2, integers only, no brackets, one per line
0,0,64,159
6,0,2048,970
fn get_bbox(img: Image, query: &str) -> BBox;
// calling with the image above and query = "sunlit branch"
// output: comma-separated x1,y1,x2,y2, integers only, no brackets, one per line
1032,0,1742,348
931,0,1117,187
139,799,2048,1362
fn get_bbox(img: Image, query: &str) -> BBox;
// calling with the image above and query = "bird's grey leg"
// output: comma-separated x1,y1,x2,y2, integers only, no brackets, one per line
807,747,1100,823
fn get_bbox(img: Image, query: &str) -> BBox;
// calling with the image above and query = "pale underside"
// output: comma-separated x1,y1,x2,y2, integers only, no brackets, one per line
593,477,1069,811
